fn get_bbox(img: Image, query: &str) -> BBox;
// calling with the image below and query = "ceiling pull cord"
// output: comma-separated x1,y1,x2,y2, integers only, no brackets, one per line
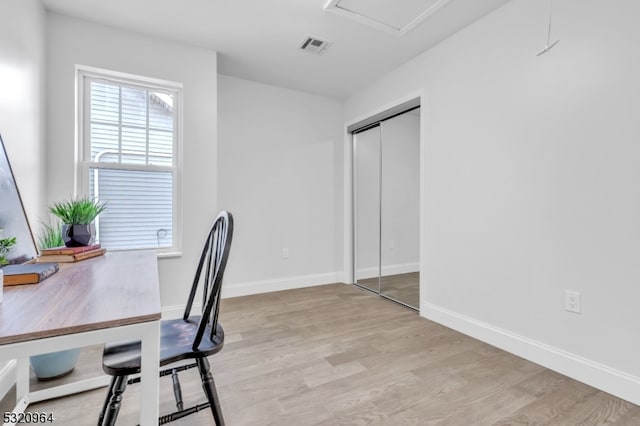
536,0,560,56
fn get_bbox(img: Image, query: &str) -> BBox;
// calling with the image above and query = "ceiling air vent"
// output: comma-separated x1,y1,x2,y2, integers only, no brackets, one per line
298,35,332,54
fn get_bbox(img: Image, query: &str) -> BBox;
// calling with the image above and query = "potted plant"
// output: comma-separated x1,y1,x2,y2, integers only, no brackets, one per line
29,218,81,380
0,230,16,266
0,227,16,304
37,218,64,250
49,196,106,247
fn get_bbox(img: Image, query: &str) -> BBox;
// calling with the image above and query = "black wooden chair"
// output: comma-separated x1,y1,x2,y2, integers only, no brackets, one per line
98,211,233,425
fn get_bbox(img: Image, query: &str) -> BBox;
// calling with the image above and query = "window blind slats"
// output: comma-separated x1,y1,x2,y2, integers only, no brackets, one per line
90,82,119,123
89,168,173,250
149,130,173,166
89,81,174,167
121,86,147,127
90,123,119,162
121,127,147,165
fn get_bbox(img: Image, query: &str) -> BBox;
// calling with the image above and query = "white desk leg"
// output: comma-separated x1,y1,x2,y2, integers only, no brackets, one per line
139,321,160,426
15,358,29,399
8,358,31,422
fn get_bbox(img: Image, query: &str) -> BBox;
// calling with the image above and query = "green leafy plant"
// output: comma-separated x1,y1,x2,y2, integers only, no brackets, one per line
49,196,107,225
38,218,64,250
0,236,16,266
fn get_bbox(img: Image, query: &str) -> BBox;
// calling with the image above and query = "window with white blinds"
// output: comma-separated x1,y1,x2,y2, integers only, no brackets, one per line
78,68,182,253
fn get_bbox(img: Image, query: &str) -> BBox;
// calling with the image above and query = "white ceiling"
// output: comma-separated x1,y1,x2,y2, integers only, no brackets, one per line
41,0,511,99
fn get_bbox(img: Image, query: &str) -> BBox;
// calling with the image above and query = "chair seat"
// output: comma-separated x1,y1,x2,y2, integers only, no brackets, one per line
102,317,224,376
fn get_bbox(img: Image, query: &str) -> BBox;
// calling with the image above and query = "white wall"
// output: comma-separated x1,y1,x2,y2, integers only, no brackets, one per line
0,0,46,224
217,75,344,296
345,0,640,405
46,13,218,307
0,0,47,401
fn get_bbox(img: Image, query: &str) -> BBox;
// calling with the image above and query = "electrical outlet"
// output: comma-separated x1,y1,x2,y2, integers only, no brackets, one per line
564,290,581,313
389,240,395,250
282,248,289,259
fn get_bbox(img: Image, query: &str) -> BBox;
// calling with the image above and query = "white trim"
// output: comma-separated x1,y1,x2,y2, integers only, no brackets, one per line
75,65,183,91
161,273,345,316
344,92,423,131
162,304,188,320
343,89,425,298
221,272,342,298
356,262,419,280
324,0,452,36
343,128,354,285
82,162,173,173
75,65,183,255
421,301,640,406
156,250,182,259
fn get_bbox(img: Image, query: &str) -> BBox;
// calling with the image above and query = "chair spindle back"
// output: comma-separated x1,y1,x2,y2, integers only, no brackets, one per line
183,211,233,351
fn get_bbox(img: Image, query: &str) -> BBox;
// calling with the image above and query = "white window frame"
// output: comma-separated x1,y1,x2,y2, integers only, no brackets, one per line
75,65,183,257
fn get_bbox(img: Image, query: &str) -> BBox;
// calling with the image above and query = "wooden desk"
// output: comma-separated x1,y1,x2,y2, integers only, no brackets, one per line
0,250,161,425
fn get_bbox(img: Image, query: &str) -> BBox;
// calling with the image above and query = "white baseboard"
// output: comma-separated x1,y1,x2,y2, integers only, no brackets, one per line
421,301,640,406
356,262,419,280
162,305,191,320
221,272,341,298
162,272,343,318
0,360,16,401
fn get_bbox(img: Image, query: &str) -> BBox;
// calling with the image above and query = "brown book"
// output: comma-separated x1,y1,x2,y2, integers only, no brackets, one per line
36,248,106,263
40,243,101,256
2,262,59,286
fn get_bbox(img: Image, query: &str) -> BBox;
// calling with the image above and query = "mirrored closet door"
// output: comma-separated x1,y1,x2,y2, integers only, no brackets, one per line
354,125,381,295
353,107,420,310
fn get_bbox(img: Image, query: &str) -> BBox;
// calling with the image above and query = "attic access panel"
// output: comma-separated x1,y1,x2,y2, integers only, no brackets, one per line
324,0,452,36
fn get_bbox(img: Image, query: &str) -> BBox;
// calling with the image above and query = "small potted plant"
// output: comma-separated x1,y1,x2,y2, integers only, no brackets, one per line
49,196,106,247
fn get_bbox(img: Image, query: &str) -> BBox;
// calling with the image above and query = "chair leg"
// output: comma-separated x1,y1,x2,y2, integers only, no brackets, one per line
97,377,117,426
196,358,225,426
171,368,184,411
100,375,129,426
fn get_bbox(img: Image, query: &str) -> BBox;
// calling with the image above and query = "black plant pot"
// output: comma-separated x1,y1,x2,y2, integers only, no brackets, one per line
62,223,96,247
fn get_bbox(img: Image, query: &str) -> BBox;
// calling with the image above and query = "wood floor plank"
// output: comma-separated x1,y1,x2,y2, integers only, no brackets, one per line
493,379,601,425
558,390,636,425
1,283,638,425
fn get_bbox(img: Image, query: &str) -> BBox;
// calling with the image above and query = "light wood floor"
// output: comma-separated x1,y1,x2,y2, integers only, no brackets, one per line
2,283,639,425
358,272,420,309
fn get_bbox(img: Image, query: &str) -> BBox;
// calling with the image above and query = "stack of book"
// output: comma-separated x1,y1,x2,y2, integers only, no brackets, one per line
38,243,106,263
